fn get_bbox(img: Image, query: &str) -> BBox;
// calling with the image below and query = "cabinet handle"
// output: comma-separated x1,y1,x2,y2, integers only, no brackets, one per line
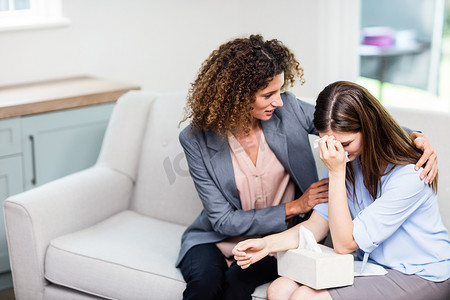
29,135,37,185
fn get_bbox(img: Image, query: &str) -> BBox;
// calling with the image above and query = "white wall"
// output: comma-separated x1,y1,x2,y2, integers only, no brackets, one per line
1,0,449,233
0,0,360,99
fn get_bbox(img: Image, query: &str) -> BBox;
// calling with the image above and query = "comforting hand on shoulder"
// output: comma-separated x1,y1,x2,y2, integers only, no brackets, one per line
410,132,437,184
286,178,329,217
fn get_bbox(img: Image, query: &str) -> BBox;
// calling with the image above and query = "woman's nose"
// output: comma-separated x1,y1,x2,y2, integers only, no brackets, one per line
271,93,283,107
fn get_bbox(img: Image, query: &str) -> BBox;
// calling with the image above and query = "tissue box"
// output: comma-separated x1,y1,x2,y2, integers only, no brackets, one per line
277,244,354,290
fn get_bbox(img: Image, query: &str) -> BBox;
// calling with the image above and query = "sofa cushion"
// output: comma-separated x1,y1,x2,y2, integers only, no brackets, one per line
252,282,270,299
45,210,186,300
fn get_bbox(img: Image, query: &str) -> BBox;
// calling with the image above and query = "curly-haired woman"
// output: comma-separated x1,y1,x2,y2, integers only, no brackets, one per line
177,35,438,300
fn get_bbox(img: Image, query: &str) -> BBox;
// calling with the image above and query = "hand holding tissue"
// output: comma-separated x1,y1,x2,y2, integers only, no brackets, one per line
313,138,350,162
277,226,354,289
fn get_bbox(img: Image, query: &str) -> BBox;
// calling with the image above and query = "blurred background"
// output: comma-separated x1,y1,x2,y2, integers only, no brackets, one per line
1,0,449,111
359,0,450,112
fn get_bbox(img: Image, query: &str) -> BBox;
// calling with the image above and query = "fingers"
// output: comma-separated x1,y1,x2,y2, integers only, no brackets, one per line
308,182,329,194
318,178,330,184
413,136,424,150
325,136,338,155
234,252,252,264
232,241,255,269
316,197,329,204
310,193,329,205
232,240,251,255
319,135,346,161
420,153,438,184
308,187,328,197
412,134,438,184
310,178,329,188
235,256,253,269
305,179,329,205
415,143,432,171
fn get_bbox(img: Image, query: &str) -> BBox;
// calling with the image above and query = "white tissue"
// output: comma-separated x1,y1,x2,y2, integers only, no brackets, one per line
298,225,322,253
313,138,350,162
313,138,321,149
354,261,388,277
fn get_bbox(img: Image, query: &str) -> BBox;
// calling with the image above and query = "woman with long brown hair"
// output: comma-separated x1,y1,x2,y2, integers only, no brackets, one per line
232,81,449,299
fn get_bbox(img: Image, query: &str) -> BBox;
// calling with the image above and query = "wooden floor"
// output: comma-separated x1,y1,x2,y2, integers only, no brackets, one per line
0,288,15,300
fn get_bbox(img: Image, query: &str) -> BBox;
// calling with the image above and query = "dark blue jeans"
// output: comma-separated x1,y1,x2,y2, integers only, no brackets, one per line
179,243,278,300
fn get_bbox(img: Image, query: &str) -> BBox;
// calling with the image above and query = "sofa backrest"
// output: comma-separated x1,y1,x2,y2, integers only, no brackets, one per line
122,91,449,231
130,92,203,226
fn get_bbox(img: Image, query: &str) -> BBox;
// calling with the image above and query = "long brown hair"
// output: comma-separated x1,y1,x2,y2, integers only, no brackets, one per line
180,34,304,135
313,81,437,200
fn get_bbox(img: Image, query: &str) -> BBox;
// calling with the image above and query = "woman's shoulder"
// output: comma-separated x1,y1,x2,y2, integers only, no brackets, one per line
179,124,203,145
279,91,316,131
281,91,314,109
384,163,428,192
179,124,192,140
389,164,420,177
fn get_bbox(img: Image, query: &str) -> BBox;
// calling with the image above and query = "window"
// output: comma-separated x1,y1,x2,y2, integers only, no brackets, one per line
0,0,70,32
358,0,450,112
0,0,31,11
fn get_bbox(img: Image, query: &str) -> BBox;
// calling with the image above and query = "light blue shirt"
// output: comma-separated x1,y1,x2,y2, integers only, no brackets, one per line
314,158,450,282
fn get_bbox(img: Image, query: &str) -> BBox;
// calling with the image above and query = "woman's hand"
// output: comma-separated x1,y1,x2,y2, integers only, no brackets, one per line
410,132,438,184
285,178,329,217
318,136,347,175
232,238,269,269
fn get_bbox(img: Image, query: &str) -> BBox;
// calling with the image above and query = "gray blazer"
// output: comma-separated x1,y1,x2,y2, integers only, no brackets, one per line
176,92,319,266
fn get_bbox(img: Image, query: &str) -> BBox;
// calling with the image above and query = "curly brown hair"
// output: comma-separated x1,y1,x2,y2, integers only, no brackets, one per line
180,34,305,135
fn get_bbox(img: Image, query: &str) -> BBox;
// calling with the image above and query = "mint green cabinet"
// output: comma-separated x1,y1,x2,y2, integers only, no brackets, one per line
21,103,115,189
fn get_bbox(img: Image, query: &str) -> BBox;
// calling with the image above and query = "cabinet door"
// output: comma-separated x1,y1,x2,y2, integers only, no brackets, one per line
21,103,115,190
0,118,21,157
0,155,24,273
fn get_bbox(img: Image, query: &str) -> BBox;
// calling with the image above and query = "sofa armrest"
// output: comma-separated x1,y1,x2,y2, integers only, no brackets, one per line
4,165,133,300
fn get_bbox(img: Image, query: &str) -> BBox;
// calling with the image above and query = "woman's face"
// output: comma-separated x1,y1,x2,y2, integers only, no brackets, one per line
319,130,363,162
251,73,284,122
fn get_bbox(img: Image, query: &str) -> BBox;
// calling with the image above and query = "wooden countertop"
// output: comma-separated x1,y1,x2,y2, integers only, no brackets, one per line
0,76,141,119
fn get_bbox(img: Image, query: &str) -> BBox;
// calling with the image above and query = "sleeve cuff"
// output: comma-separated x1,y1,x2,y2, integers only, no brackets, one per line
313,203,329,221
353,213,379,253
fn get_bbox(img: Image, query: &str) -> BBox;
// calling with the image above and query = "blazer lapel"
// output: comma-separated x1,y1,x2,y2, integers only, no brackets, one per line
205,131,241,209
262,114,301,189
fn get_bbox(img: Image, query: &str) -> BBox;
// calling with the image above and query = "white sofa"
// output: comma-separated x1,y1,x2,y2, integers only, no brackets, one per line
4,91,449,300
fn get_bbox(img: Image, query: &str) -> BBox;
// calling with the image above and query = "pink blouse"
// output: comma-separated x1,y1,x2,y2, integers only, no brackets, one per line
216,131,295,263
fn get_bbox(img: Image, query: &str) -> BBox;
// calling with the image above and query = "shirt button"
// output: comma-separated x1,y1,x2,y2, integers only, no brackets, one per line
257,196,262,199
